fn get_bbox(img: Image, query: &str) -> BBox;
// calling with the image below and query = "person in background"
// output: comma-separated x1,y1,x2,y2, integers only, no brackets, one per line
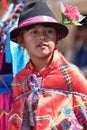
8,1,87,130
0,26,13,130
73,14,87,78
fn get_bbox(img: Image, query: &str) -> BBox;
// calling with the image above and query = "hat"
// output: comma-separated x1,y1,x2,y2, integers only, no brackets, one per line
80,14,87,26
10,1,68,43
77,13,87,30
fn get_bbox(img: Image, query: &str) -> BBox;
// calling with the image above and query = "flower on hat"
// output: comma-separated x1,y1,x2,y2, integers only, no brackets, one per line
60,2,85,26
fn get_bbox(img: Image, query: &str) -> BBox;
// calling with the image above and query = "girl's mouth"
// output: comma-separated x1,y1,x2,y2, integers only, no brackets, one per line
38,42,48,47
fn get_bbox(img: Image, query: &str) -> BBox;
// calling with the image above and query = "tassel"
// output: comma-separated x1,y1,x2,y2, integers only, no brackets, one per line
5,33,12,63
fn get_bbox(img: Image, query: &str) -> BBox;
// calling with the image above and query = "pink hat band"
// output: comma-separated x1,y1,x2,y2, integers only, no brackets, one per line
19,16,57,27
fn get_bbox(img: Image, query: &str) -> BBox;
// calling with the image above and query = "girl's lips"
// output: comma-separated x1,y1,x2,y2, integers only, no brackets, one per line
37,44,48,49
39,43,47,47
37,42,48,47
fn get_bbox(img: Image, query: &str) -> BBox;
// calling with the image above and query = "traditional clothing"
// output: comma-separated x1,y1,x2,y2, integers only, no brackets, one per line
0,41,13,130
8,50,87,130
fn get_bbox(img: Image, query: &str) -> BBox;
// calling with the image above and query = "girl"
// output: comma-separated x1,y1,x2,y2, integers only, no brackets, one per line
8,1,87,130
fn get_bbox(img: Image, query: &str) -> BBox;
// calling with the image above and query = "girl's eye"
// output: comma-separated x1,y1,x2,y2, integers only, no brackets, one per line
46,29,55,34
29,30,38,36
47,30,53,33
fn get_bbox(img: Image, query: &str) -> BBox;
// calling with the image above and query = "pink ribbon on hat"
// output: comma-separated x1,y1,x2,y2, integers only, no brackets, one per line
19,16,57,27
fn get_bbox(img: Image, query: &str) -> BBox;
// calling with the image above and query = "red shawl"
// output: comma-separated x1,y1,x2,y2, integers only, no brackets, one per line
8,50,87,130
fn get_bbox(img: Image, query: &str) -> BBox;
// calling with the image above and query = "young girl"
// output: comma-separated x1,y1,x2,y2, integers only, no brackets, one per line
8,1,87,130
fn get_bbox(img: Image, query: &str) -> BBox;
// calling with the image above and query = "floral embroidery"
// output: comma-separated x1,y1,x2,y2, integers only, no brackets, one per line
72,126,80,130
63,106,72,117
61,120,70,130
71,118,83,130
71,118,79,125
79,104,87,117
79,104,85,111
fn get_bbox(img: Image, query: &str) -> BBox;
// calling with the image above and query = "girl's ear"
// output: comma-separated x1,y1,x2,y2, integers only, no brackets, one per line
17,36,25,48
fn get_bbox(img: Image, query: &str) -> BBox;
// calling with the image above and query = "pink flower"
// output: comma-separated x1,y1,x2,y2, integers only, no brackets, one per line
60,2,85,25
64,5,80,21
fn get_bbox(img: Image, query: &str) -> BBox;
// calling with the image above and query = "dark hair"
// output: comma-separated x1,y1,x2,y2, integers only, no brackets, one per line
23,23,58,36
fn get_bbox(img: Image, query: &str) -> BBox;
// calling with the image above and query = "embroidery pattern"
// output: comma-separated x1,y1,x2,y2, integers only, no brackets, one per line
10,73,87,129
9,114,22,123
59,64,72,91
63,106,72,117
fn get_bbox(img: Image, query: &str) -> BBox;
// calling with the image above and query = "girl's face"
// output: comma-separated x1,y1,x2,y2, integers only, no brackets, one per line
21,25,57,59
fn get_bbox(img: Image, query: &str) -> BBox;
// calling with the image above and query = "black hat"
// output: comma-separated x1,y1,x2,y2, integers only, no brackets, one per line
10,1,68,43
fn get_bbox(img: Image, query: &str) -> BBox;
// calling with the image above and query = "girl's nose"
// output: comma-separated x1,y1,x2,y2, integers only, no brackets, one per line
38,31,46,40
38,34,45,40
38,35,45,40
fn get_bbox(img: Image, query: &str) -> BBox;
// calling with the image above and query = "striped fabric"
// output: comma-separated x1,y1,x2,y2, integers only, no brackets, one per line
0,93,13,130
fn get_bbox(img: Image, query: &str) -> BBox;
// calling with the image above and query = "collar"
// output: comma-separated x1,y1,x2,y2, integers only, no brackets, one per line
25,50,60,76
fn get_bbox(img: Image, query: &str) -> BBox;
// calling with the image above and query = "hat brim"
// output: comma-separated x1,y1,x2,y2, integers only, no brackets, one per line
10,22,68,43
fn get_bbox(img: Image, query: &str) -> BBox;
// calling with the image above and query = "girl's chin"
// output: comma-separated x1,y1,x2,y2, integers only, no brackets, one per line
37,52,52,58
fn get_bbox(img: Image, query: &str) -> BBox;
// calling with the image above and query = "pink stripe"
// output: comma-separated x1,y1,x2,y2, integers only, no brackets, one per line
19,16,57,27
